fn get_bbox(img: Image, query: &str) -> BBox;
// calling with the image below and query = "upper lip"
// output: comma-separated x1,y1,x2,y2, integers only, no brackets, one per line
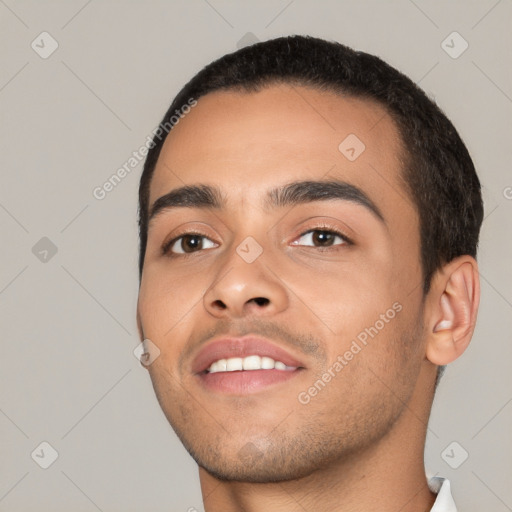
191,336,305,374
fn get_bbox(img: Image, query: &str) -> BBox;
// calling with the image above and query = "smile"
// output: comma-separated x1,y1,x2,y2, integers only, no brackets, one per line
192,336,306,394
207,355,297,373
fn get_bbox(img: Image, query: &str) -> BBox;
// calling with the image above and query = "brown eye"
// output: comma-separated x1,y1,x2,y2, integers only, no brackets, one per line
311,231,337,246
292,229,348,248
166,233,217,255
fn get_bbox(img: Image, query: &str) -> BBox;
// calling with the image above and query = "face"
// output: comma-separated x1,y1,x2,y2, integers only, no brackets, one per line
137,84,428,482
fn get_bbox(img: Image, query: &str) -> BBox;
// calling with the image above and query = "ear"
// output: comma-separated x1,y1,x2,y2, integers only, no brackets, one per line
424,256,480,365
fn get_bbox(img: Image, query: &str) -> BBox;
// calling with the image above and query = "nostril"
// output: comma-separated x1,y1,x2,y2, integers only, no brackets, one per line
252,297,269,307
212,299,227,310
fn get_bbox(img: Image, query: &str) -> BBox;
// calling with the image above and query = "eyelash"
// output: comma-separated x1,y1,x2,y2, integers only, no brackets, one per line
161,225,353,258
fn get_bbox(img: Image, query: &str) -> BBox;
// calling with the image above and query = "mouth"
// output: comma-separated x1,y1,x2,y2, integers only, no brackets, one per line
206,355,297,373
192,336,306,394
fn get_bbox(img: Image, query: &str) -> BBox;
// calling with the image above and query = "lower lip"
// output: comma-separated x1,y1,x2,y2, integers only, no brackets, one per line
197,369,302,394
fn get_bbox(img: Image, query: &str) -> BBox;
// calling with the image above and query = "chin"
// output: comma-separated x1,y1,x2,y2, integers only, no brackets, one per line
188,440,334,484
197,460,316,484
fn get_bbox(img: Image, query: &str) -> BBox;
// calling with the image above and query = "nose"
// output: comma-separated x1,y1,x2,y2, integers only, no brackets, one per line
203,250,289,319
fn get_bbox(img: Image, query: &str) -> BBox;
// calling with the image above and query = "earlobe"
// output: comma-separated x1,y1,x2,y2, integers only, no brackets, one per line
425,257,480,366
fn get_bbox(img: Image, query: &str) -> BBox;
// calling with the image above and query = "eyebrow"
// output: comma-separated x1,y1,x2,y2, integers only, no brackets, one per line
148,179,385,228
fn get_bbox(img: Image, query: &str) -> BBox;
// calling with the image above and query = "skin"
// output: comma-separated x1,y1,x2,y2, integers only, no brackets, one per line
136,83,480,511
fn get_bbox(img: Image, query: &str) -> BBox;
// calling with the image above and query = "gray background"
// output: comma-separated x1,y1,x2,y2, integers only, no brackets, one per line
1,1,511,511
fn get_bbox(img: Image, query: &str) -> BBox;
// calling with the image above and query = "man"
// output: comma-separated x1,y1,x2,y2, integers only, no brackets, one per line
136,35,482,511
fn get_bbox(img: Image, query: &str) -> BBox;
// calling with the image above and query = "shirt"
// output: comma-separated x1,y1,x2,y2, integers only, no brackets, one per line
429,477,457,512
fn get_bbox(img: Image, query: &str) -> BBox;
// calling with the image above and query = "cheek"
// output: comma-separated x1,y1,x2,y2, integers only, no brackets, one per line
282,255,397,341
303,307,421,424
139,264,205,328
137,268,205,374
282,258,413,382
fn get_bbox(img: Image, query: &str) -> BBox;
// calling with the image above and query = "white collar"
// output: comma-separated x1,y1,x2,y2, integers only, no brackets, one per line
429,477,457,512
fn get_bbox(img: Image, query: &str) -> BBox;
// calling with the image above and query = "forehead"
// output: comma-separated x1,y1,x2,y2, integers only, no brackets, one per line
149,84,409,215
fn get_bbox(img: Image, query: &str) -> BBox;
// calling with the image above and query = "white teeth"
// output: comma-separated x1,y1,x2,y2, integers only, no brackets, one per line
226,357,243,371
207,355,296,374
261,356,275,369
243,355,261,370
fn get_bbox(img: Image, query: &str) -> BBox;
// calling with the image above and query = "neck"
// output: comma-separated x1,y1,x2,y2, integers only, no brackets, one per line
199,367,438,512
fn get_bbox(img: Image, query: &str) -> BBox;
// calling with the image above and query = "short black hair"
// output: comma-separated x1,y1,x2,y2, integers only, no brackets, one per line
138,35,483,293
